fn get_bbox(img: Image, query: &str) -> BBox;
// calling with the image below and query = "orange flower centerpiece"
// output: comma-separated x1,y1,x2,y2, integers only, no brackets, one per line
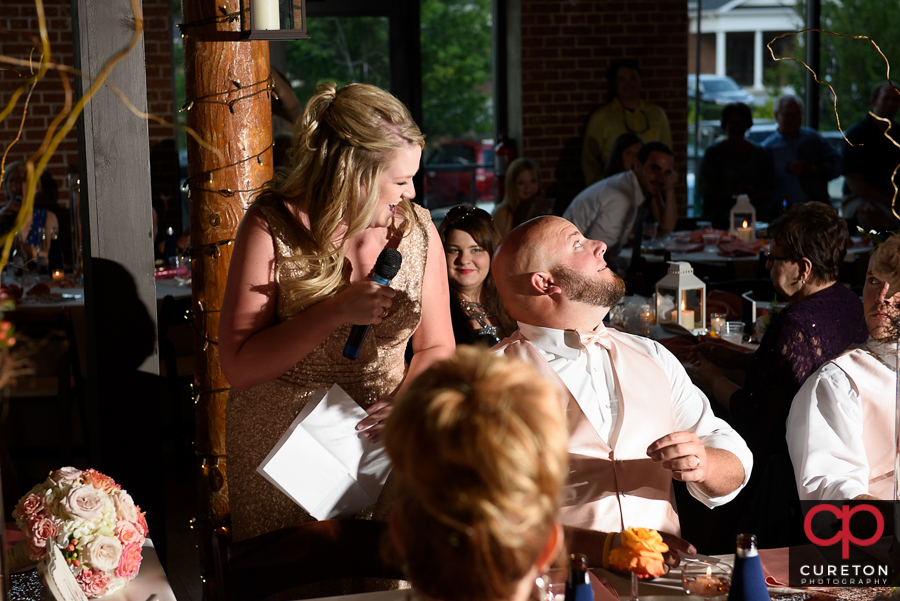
609,527,669,600
609,527,669,578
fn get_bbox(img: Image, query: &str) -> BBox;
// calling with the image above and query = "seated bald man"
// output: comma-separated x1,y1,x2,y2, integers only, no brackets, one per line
492,216,752,540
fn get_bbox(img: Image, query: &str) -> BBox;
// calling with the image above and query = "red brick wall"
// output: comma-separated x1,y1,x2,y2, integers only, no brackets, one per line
0,0,175,206
519,0,689,214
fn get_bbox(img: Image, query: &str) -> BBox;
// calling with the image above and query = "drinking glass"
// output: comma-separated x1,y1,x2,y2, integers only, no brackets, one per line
703,233,720,253
682,561,731,601
722,321,745,344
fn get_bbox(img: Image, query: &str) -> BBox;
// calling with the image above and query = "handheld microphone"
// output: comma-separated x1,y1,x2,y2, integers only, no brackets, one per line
342,248,403,360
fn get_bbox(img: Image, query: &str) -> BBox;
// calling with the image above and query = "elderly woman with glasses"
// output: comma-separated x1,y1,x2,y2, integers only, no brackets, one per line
686,203,866,534
438,206,515,346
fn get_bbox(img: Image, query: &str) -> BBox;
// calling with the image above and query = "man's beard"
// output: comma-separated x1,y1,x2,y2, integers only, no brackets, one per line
552,266,626,308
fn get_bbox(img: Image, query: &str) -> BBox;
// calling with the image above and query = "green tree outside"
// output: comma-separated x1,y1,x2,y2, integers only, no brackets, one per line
779,0,900,132
420,0,493,143
285,17,391,106
281,0,494,151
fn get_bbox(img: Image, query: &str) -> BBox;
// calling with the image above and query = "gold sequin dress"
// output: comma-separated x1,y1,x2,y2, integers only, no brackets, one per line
226,199,431,544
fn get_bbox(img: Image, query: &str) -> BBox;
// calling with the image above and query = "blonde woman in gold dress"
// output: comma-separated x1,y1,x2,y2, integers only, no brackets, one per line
219,82,455,547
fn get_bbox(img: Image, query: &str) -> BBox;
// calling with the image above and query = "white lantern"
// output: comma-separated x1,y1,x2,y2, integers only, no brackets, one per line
655,261,706,332
729,194,756,241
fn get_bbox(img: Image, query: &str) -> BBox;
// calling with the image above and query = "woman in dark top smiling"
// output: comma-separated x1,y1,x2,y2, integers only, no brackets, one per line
438,206,515,346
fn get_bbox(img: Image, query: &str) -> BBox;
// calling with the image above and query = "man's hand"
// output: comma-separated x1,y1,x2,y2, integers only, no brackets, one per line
660,531,697,570
650,434,746,498
647,431,708,483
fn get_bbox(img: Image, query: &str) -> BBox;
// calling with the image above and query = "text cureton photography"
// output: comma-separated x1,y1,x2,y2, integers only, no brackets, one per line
789,501,897,587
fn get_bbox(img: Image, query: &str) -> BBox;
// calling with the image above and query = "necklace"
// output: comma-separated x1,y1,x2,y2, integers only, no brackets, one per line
459,299,498,337
623,106,650,135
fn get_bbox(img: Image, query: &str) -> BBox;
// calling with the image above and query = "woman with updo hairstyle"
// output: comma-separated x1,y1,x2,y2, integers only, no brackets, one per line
438,206,515,346
383,347,567,601
492,157,553,237
220,83,454,543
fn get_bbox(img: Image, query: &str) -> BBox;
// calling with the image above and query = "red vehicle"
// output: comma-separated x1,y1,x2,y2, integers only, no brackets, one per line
422,140,494,208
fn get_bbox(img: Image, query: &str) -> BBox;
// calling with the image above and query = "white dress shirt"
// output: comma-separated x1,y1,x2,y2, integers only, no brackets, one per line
517,322,753,507
787,338,898,501
562,170,644,266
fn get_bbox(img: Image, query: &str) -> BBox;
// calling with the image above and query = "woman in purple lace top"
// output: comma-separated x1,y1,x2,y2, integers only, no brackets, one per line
684,203,866,549
688,202,867,460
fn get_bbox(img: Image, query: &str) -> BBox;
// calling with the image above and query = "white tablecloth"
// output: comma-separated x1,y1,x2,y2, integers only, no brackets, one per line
9,539,176,601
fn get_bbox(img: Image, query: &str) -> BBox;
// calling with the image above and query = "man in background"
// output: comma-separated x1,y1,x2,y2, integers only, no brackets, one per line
564,141,676,272
842,81,900,230
762,95,842,209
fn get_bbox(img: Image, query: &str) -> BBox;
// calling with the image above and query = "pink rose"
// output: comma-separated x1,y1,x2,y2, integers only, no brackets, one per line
17,493,45,517
63,486,105,521
76,568,110,598
134,505,149,537
115,520,143,546
84,535,122,572
114,542,143,579
27,517,58,557
113,492,137,523
82,469,119,493
49,467,83,486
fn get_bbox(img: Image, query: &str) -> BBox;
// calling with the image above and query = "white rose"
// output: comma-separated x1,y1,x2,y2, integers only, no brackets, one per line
84,535,122,572
62,486,104,521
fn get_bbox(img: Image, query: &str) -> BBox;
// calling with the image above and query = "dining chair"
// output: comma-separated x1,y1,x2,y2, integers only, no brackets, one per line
212,519,404,601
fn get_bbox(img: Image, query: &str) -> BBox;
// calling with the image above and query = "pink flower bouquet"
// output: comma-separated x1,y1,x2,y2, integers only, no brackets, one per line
8,467,149,598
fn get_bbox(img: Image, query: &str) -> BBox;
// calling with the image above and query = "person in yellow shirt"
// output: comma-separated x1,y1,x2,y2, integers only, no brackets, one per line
581,59,672,186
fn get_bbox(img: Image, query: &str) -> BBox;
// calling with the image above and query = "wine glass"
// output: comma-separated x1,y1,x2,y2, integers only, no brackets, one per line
682,561,731,601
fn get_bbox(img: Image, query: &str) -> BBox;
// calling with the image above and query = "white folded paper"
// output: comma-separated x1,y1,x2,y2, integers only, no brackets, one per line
42,541,89,601
257,385,393,520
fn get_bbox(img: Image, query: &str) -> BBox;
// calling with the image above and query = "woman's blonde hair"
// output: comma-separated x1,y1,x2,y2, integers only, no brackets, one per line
503,157,540,213
383,347,568,601
263,82,424,309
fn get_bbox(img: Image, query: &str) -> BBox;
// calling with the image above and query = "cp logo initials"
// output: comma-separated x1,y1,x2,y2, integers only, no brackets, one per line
803,504,883,559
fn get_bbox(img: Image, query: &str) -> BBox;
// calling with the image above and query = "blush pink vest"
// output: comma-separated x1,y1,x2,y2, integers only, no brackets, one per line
495,328,681,535
832,349,896,499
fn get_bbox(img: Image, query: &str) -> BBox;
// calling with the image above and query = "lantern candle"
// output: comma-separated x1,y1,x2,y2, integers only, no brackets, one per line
51,269,64,282
737,220,753,242
680,300,694,331
252,0,280,30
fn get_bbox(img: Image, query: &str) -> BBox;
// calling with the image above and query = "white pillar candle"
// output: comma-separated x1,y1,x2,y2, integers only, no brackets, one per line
252,0,280,30
680,309,694,331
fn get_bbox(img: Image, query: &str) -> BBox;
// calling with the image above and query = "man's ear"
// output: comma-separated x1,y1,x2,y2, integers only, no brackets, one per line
531,271,562,296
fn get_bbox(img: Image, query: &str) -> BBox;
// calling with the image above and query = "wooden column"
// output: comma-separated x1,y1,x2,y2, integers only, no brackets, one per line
181,1,272,596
